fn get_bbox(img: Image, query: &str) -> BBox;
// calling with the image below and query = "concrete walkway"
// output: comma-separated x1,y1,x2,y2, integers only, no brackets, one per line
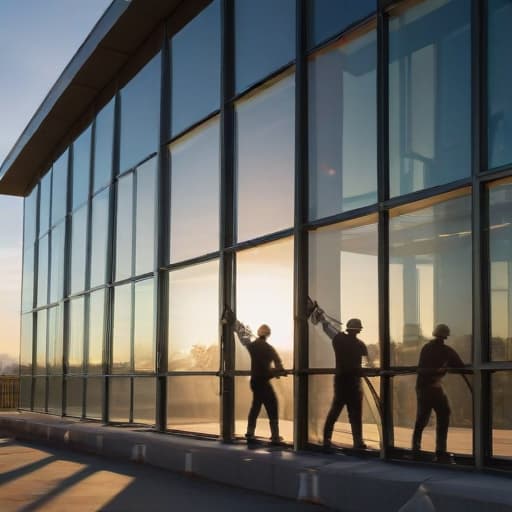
0,412,511,512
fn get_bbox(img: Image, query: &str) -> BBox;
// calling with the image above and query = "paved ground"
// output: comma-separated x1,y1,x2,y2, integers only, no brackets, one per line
0,437,327,512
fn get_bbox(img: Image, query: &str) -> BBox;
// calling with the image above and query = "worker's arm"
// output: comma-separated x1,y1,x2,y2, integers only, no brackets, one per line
271,347,287,377
234,320,252,348
321,319,340,340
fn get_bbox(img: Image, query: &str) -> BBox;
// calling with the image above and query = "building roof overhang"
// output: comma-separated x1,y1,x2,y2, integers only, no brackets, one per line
0,0,188,197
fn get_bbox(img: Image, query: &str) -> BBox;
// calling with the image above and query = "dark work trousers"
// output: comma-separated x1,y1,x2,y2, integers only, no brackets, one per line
412,386,451,454
246,377,278,435
323,375,363,445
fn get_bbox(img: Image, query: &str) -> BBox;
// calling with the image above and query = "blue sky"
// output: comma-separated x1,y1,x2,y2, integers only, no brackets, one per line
0,0,111,358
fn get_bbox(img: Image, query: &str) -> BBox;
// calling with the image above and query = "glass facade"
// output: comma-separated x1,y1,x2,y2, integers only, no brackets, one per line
17,0,512,471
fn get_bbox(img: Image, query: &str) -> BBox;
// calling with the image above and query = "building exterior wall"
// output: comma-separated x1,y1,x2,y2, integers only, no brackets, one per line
17,0,512,469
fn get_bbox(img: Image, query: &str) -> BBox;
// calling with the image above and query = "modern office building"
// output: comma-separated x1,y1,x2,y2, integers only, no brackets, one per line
1,0,511,470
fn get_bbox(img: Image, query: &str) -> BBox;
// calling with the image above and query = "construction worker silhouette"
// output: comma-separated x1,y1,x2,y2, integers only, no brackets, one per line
412,323,465,463
310,305,371,450
235,321,287,445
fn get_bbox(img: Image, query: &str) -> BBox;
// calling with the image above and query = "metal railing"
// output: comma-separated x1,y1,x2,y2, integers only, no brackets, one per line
0,376,19,409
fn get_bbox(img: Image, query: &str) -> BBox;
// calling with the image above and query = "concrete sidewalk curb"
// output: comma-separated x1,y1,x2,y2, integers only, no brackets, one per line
1,413,511,511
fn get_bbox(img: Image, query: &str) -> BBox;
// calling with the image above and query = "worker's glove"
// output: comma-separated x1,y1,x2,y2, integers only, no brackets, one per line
310,307,325,326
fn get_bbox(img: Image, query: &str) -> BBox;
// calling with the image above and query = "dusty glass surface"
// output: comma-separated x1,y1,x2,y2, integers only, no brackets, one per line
70,205,88,295
51,149,68,225
49,222,65,303
115,174,133,281
93,99,114,193
66,377,83,417
90,188,110,288
20,313,33,375
37,234,49,307
72,126,92,209
134,278,155,372
21,247,34,312
112,284,132,373
109,377,131,422
35,309,47,375
85,377,103,419
492,371,512,459
88,289,105,374
133,378,156,424
47,305,63,375
68,297,85,373
39,172,51,236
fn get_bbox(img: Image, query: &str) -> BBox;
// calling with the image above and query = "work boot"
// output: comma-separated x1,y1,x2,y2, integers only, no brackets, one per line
434,451,455,464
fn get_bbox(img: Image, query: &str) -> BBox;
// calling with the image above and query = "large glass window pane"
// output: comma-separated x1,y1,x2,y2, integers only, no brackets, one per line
37,234,49,307
389,192,472,366
72,126,92,209
492,371,512,459
90,188,110,288
112,284,132,373
309,218,379,368
135,157,156,275
93,99,115,193
308,0,376,48
85,377,103,419
36,310,47,375
168,261,219,371
109,377,131,422
489,181,512,361
133,378,155,424
389,0,470,197
88,289,105,374
134,279,154,372
392,374,473,456
119,54,161,173
24,186,37,247
20,377,31,409
167,376,219,435
68,297,85,373
234,0,295,93
488,0,512,169
235,375,293,442
236,74,295,242
21,247,34,312
236,238,294,370
20,314,33,375
70,205,88,295
66,377,83,417
170,120,220,263
49,222,65,303
39,172,51,236
33,377,46,411
170,0,220,136
51,150,68,225
48,376,62,415
47,305,63,375
115,174,133,281
308,374,381,449
309,27,377,220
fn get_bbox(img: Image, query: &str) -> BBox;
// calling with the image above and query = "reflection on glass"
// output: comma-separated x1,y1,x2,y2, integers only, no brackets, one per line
389,0,470,197
234,0,295,93
308,374,380,449
308,0,376,48
85,377,103,419
51,150,68,225
170,119,220,262
113,284,132,373
47,305,63,375
168,261,219,371
72,126,91,209
492,371,512,458
133,378,155,424
70,205,88,295
66,377,83,417
88,289,105,374
389,193,472,365
21,247,34,312
115,174,133,281
93,99,115,193
49,222,65,303
36,309,47,375
48,376,62,415
135,157,156,275
109,377,131,422
68,298,84,373
20,314,33,375
33,377,46,411
37,234,49,306
39,172,51,236
119,54,161,173
90,188,110,288
235,375,293,442
236,74,295,241
489,182,512,361
309,28,377,220
20,377,31,409
488,0,512,169
171,0,220,136
24,186,37,247
167,376,219,435
236,238,294,369
134,279,154,372
309,218,379,368
392,373,472,455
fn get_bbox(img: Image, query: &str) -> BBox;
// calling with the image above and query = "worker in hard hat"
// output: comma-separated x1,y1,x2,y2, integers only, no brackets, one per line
310,306,372,450
412,323,465,463
235,320,288,445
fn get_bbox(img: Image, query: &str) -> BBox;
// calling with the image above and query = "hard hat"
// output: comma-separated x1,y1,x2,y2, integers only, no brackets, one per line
432,323,450,338
346,318,363,330
257,324,271,337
